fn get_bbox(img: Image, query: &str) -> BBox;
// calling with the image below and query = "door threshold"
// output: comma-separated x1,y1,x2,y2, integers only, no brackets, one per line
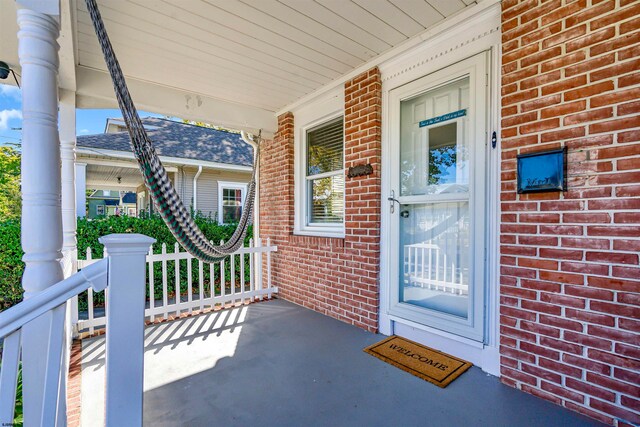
390,315,499,375
389,314,484,348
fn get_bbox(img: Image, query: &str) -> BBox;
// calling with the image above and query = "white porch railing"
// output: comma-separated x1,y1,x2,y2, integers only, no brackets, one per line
0,259,108,425
404,242,468,295
0,234,154,426
76,238,278,335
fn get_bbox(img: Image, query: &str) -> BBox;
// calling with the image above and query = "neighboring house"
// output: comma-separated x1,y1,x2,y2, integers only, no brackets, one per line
75,117,252,223
87,190,137,218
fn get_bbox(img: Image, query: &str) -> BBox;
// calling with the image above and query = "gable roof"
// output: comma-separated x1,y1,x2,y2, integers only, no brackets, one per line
88,189,120,200
77,117,253,167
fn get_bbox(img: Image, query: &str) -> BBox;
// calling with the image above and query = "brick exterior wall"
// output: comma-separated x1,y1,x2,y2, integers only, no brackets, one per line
500,1,640,425
259,68,382,332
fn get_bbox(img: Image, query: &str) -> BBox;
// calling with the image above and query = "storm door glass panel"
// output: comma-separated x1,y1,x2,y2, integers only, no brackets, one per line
400,77,470,196
399,203,470,318
398,76,471,319
222,188,242,223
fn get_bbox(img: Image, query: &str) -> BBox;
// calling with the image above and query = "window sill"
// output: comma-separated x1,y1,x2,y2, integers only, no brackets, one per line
293,229,344,239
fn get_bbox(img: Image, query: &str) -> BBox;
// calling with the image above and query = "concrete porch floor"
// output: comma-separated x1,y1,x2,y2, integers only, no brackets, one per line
79,299,602,426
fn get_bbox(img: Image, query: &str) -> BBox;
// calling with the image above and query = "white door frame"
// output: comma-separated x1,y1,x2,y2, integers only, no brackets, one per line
387,53,487,342
378,4,501,375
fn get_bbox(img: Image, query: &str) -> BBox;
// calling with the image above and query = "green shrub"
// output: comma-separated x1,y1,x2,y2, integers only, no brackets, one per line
0,219,23,310
0,213,252,311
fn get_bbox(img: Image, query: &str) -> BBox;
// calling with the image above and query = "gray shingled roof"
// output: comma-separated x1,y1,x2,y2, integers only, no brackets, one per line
77,117,253,167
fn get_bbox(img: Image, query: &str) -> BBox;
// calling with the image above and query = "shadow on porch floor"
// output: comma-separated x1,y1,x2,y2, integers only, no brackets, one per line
79,299,603,427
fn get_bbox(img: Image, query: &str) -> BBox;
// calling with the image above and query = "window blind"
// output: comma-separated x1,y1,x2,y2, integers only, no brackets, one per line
307,117,344,176
305,116,344,225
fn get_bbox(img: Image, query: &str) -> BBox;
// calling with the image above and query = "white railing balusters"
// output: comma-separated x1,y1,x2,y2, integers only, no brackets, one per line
0,330,21,423
149,246,155,323
162,243,168,320
87,247,95,335
174,243,180,315
40,305,66,423
74,239,278,333
0,255,110,426
257,237,263,301
403,242,468,294
231,251,236,302
267,238,273,299
187,256,193,315
249,238,255,303
198,259,204,312
240,246,246,303
220,240,226,302
209,255,215,306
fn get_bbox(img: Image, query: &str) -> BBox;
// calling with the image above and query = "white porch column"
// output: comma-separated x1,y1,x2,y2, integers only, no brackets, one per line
75,162,87,218
100,234,155,427
60,92,77,278
17,3,63,426
59,93,78,427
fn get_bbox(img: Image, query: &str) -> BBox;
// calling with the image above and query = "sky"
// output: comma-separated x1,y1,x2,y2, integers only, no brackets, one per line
0,82,164,149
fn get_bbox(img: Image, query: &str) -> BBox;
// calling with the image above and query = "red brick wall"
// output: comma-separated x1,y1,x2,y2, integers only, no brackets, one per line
500,1,640,425
259,67,382,332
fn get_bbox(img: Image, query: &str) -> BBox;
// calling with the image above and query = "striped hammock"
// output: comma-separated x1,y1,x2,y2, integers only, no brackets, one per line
85,0,258,262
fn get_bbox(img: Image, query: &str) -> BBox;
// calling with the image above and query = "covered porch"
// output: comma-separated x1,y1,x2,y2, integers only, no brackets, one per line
1,0,638,425
76,299,600,427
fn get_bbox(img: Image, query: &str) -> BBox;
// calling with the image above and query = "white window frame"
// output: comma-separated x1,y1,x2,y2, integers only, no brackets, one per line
96,205,105,216
217,181,247,225
294,87,345,238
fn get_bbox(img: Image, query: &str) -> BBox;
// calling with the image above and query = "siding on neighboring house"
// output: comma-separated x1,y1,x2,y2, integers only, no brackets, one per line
260,68,382,332
500,1,640,425
178,166,251,220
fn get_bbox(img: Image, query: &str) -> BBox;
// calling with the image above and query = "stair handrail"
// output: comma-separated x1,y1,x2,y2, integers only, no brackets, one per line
0,259,108,339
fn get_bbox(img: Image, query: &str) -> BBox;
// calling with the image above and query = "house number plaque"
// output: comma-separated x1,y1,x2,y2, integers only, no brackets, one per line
347,163,373,178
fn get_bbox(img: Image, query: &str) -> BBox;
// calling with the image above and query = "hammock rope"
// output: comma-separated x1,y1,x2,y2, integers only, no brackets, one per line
85,0,258,262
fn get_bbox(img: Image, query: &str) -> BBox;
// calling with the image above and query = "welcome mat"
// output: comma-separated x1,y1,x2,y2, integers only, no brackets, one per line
364,336,472,388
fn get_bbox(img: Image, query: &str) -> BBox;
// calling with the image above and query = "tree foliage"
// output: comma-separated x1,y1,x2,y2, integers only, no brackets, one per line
0,146,21,221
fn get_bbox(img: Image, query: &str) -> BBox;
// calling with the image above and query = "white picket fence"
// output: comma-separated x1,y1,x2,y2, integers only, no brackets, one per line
76,238,278,335
403,242,468,295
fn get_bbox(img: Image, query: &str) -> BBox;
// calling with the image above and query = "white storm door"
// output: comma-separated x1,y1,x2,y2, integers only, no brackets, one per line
388,53,487,342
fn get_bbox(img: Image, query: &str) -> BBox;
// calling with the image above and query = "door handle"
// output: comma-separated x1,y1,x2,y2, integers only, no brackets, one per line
388,190,400,213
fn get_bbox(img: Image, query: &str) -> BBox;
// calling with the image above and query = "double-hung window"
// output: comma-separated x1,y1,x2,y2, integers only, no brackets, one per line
217,181,247,224
304,116,344,233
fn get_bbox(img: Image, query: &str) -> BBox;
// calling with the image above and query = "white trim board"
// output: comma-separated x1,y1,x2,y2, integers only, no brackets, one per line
76,147,253,172
77,156,178,173
378,4,501,376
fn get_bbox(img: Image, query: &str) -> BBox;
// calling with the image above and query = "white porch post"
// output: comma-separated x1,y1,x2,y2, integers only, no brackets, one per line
16,3,63,426
100,234,155,427
75,162,87,218
60,93,79,334
60,91,77,278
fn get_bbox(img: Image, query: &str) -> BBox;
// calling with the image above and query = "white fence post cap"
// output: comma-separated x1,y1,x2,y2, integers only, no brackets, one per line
99,234,156,254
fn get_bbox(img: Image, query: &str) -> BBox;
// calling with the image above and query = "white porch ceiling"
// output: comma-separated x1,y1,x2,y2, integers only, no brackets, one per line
86,164,144,190
2,0,477,132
